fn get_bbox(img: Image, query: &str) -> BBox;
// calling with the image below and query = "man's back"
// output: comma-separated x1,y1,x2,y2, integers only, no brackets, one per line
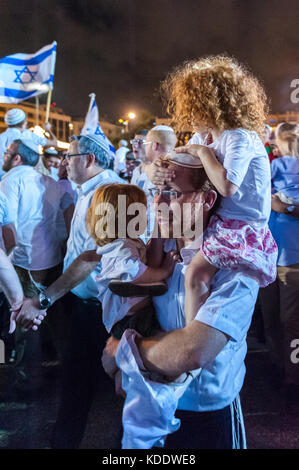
0,165,64,270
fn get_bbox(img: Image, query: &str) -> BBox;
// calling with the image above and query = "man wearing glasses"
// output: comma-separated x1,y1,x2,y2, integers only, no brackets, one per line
14,133,125,449
131,126,177,240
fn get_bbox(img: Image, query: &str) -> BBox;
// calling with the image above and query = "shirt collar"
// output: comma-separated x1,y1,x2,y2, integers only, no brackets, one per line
77,169,107,196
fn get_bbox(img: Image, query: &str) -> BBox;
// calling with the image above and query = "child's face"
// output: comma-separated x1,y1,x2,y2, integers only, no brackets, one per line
191,119,209,136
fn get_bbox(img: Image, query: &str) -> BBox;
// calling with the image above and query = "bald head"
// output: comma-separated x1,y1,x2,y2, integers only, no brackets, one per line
145,125,177,163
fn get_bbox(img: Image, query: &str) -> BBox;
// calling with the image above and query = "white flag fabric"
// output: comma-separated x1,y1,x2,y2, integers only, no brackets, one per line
81,93,116,157
0,41,57,104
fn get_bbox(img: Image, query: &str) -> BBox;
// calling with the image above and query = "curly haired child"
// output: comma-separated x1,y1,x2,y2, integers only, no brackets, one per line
161,55,278,323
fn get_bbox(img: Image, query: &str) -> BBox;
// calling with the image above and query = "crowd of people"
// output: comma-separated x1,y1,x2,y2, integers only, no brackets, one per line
0,54,298,450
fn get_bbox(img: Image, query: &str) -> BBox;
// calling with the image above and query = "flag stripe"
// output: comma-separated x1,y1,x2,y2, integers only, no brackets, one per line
0,76,54,99
0,45,57,66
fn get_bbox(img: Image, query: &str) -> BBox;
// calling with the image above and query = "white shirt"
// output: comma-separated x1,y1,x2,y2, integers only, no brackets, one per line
0,165,70,270
63,169,126,300
153,237,259,412
0,191,14,252
209,129,271,225
114,146,130,174
95,238,147,332
0,128,47,179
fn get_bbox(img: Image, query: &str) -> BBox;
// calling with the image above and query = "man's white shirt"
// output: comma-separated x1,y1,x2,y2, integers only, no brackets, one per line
0,128,47,179
0,165,70,270
153,237,259,412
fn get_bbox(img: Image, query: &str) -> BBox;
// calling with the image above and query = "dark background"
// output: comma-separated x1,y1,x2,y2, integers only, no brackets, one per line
1,0,299,120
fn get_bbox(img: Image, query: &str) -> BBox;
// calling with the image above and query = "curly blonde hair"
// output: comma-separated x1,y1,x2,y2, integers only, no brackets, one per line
161,55,269,136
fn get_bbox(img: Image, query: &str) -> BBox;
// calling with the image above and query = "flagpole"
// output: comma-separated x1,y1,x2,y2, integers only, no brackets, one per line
45,40,57,124
35,96,39,126
45,88,52,123
87,93,95,115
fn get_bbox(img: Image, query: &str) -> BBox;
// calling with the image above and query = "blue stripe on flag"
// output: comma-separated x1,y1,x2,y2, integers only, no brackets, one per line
0,75,54,99
0,45,56,66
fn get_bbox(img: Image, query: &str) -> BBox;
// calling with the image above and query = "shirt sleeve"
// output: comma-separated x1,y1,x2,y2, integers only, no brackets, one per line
222,130,253,188
0,192,13,226
96,239,147,282
0,178,19,225
30,133,48,147
194,271,259,342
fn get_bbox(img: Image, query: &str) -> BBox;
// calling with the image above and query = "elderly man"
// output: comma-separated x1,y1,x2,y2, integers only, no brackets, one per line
133,125,177,240
0,108,57,179
15,133,125,448
103,153,258,449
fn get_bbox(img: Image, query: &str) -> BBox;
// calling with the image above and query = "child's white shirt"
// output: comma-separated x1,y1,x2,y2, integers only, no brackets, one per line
95,238,148,332
208,129,271,225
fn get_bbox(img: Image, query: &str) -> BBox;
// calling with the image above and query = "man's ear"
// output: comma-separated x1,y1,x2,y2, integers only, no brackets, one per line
202,190,218,212
85,153,95,168
13,154,23,167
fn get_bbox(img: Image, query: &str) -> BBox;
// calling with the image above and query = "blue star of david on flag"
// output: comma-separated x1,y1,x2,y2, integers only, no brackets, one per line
81,93,116,159
0,41,56,103
14,66,38,84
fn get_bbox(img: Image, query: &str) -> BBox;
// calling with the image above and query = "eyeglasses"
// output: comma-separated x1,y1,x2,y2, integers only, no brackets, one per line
148,188,195,200
130,139,146,148
63,152,90,160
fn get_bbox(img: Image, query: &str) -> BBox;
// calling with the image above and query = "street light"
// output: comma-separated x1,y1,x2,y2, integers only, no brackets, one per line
128,112,136,120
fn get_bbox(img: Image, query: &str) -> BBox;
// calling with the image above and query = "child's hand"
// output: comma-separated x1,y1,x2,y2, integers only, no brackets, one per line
175,144,213,164
161,250,181,277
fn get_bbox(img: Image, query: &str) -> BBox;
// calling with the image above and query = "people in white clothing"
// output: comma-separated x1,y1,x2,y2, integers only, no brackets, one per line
13,133,126,449
0,108,57,180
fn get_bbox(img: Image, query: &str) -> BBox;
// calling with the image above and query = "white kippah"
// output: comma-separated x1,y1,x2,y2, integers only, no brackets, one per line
5,108,26,126
119,139,128,147
44,147,58,155
166,150,203,168
151,125,175,133
18,137,40,154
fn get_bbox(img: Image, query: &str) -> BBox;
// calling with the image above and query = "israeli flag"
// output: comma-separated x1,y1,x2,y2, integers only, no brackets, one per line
81,93,116,157
0,41,57,103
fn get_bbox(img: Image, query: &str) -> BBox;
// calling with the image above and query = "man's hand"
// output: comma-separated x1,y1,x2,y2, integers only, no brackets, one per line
114,369,126,398
43,122,52,132
13,296,47,331
101,336,120,378
145,160,176,186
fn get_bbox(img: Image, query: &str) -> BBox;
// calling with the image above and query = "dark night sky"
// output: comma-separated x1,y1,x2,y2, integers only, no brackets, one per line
1,0,299,121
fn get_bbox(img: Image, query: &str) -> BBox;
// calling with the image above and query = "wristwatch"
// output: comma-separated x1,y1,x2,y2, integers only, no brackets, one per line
38,292,52,309
286,205,295,214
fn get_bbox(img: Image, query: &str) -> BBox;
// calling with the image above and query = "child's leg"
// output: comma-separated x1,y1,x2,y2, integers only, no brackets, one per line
184,251,218,324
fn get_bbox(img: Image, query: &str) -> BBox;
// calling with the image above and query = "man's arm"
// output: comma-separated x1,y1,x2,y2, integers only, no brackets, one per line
15,250,101,328
2,223,17,254
271,194,299,218
136,320,229,378
43,122,58,148
0,248,23,309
